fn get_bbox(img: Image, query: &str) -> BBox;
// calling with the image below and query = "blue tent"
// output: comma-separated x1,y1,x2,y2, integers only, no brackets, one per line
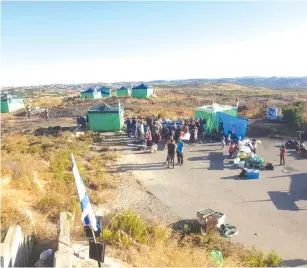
98,87,112,97
217,112,248,139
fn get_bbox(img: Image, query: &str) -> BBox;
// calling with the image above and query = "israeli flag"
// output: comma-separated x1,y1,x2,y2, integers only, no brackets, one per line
71,154,98,231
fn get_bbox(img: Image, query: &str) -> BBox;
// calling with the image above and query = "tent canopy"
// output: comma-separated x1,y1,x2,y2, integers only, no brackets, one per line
98,86,112,96
195,103,237,113
88,104,121,114
81,88,95,93
118,86,129,90
87,104,124,131
1,94,25,113
132,83,148,90
217,112,248,138
194,103,238,133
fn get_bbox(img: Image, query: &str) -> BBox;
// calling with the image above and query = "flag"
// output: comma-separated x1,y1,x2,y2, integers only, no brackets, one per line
71,154,98,231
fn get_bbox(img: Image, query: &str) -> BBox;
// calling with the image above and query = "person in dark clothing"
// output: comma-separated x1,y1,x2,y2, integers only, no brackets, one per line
195,120,200,129
280,145,286,165
218,119,224,133
174,126,181,143
132,117,137,137
79,116,86,128
150,115,155,133
167,139,176,168
125,118,131,137
76,116,81,128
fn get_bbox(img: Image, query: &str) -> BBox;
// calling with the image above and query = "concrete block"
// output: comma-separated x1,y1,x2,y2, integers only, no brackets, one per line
0,242,10,268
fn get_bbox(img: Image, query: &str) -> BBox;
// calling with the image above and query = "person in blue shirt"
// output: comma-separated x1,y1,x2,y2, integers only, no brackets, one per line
131,117,137,137
176,138,185,165
125,117,131,137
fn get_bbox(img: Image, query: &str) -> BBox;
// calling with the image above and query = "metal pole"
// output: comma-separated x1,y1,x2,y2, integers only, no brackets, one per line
90,227,101,267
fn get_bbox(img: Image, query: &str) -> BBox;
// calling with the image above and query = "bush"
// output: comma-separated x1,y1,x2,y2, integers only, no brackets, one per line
282,106,304,127
243,247,282,267
101,210,167,247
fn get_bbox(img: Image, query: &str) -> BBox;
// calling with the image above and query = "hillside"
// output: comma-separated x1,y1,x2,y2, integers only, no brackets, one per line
2,77,307,92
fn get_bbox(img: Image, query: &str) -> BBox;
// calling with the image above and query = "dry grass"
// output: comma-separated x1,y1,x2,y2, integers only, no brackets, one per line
1,132,119,240
29,95,63,108
101,210,282,267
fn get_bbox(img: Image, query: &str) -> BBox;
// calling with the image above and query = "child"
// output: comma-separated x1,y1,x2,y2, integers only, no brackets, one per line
280,145,286,165
227,133,231,145
221,136,226,149
229,143,235,158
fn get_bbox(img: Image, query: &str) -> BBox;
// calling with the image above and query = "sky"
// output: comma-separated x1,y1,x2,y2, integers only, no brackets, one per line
1,1,307,87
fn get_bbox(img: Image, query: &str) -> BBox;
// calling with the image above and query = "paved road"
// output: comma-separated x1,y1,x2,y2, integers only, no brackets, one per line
122,138,307,263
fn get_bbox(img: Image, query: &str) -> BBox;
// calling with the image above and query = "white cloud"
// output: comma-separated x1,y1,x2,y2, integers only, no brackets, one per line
1,27,307,87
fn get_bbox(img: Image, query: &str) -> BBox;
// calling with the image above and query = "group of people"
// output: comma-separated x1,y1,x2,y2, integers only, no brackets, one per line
125,115,208,168
221,135,258,159
26,104,50,121
166,138,185,168
76,116,88,129
125,115,207,148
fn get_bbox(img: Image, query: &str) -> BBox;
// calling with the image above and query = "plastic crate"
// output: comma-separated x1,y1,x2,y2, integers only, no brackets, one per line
245,169,260,179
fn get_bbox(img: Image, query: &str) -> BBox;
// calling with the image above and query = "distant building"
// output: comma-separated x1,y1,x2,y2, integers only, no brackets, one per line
116,86,131,97
80,88,102,99
98,86,112,98
87,104,124,131
131,84,154,99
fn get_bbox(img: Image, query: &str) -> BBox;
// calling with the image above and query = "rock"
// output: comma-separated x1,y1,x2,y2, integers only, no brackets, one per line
75,131,85,137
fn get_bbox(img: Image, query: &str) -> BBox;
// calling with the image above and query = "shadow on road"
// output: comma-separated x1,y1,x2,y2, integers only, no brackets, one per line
280,259,307,267
208,152,224,170
220,174,241,180
246,173,307,211
189,149,218,153
110,162,167,173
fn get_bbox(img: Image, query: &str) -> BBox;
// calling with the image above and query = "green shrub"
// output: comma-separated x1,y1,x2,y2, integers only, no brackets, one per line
282,106,304,127
244,247,282,267
101,210,167,247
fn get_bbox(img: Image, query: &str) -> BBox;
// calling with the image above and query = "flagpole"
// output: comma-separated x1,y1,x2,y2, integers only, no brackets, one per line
71,154,102,267
90,225,102,267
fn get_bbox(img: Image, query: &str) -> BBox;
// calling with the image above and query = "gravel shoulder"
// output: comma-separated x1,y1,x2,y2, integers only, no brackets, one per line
108,153,180,225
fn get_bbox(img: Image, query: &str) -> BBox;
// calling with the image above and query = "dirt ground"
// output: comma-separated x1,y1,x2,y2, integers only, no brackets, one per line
110,138,307,264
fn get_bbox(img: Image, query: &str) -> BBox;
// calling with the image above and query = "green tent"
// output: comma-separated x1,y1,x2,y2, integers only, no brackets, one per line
194,103,238,133
80,88,102,99
1,94,25,113
87,104,124,132
132,84,154,99
117,86,131,97
99,86,112,98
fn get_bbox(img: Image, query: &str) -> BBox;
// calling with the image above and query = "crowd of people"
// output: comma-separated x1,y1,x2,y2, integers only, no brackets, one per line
125,115,207,144
125,115,209,168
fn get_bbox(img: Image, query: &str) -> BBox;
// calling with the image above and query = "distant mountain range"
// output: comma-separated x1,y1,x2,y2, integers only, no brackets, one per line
147,76,307,90
2,76,307,91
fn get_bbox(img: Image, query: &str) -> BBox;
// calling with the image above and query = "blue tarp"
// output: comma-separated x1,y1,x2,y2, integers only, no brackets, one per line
132,83,147,89
82,88,95,93
217,112,248,139
100,90,110,95
98,87,111,95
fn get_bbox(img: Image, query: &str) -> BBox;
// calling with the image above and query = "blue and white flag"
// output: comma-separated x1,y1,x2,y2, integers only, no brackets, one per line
71,153,98,231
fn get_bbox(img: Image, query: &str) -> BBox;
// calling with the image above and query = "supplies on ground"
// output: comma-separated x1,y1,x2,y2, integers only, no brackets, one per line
239,168,260,179
208,250,224,266
196,209,238,238
245,156,264,168
219,224,239,238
